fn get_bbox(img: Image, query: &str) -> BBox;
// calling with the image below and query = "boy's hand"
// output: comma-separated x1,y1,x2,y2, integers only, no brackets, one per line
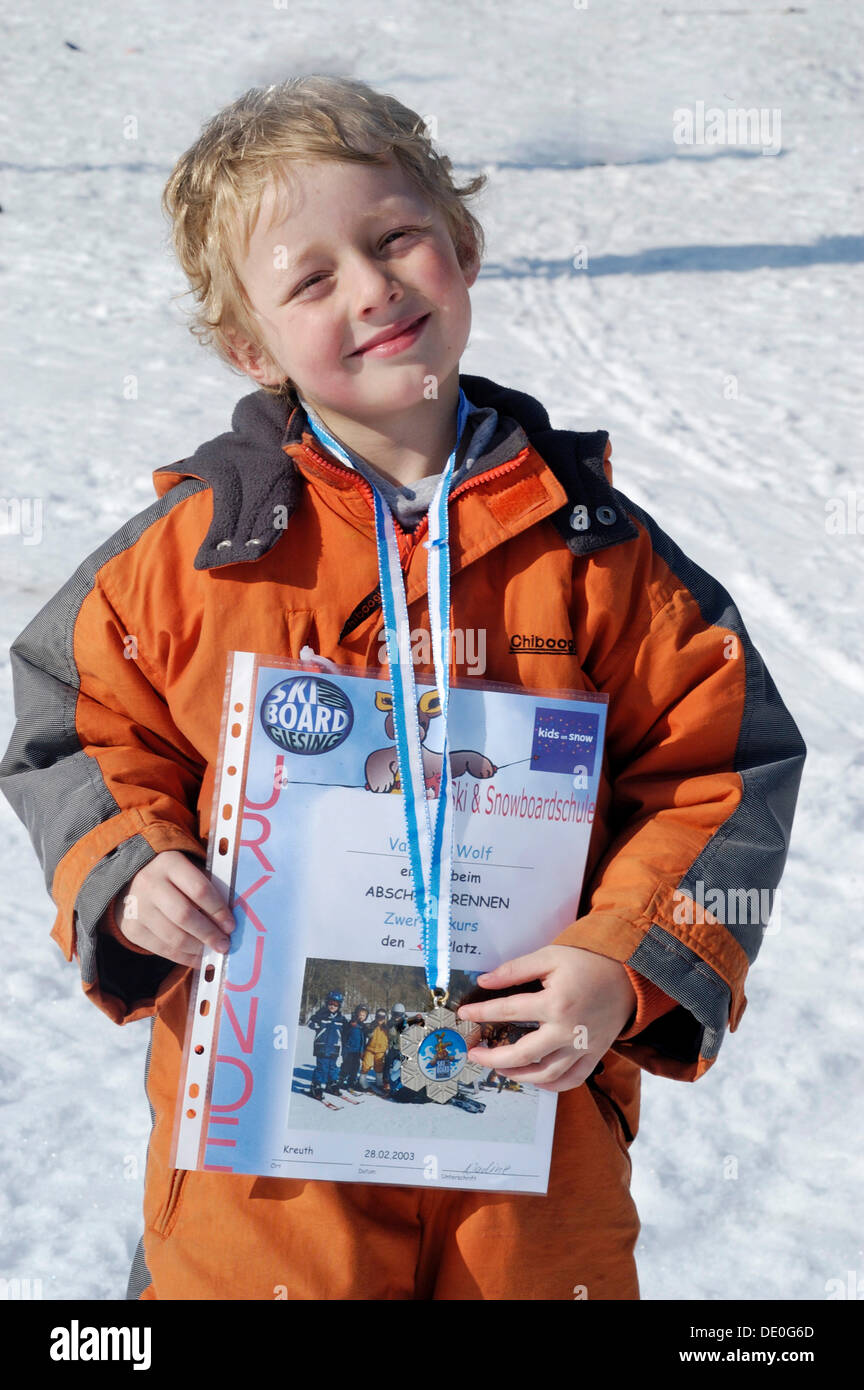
457,945,637,1092
110,850,235,967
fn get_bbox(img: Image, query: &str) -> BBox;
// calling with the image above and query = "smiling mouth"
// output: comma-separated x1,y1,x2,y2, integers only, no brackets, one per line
352,313,430,355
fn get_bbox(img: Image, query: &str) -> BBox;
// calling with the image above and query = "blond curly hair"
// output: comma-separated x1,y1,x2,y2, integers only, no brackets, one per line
162,75,488,395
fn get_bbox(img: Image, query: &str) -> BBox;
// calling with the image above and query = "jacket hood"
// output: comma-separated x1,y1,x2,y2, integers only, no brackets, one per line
153,373,635,571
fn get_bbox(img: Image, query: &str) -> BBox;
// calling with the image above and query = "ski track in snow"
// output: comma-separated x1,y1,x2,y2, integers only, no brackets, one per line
1,0,861,1302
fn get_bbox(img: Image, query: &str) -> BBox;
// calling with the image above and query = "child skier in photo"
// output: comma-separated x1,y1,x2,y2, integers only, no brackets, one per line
360,1010,389,1090
307,990,347,1100
0,74,806,1300
339,1004,369,1092
383,1004,407,1096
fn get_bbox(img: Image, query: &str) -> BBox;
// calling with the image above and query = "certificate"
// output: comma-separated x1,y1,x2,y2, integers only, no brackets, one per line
172,655,608,1195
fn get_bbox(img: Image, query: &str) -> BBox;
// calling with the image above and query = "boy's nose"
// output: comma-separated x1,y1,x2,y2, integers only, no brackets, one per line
349,265,404,316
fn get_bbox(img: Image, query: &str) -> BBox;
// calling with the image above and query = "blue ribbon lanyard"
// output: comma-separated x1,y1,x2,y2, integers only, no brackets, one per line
298,390,471,1001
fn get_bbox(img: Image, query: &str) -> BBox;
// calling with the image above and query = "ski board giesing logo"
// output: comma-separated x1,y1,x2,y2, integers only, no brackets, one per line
417,1028,469,1083
261,676,354,755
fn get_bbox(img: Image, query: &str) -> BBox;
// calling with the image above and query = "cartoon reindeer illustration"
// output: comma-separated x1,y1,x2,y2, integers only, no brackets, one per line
364,690,497,798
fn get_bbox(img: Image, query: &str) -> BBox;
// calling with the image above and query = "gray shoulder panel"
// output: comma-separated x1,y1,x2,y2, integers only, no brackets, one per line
612,489,807,1063
0,479,209,967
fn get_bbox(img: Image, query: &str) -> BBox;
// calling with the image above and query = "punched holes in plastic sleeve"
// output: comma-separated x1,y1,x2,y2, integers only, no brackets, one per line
217,700,248,858
173,654,255,1170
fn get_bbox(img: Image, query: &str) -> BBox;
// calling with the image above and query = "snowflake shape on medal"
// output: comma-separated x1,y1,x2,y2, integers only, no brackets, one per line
400,1006,486,1103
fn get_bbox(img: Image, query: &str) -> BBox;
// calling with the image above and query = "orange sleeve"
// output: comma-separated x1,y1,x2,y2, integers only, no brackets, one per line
552,499,806,1081
618,965,679,1040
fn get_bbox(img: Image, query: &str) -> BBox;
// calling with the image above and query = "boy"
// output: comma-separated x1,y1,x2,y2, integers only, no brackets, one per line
360,1010,390,1091
339,1004,369,1093
307,989,347,1101
0,75,806,1301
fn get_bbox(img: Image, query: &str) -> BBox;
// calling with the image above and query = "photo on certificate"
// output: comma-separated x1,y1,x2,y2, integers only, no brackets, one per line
292,957,542,1142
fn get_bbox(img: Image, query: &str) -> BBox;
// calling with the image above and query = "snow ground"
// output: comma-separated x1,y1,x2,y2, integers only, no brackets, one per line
1,0,862,1301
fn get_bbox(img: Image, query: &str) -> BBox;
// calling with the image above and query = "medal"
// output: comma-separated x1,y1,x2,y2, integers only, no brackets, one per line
399,995,485,1103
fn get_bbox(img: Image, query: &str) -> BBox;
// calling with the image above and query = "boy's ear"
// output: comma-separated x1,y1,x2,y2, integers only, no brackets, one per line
456,229,481,289
221,326,286,387
461,248,481,290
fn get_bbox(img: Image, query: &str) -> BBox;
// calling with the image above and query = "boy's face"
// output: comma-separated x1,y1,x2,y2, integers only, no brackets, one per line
225,157,479,426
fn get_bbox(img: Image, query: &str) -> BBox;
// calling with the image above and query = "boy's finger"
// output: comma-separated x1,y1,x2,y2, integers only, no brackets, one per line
168,855,236,932
124,905,196,954
458,990,547,1025
116,914,204,968
527,1059,592,1093
494,1045,585,1086
466,1024,557,1069
155,940,205,969
151,885,233,954
474,947,556,990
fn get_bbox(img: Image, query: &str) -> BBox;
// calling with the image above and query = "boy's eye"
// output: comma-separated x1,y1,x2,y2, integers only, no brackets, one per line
295,273,326,295
291,228,425,298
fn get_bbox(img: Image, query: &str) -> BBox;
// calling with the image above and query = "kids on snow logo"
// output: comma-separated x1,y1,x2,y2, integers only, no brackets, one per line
261,675,354,755
530,707,599,776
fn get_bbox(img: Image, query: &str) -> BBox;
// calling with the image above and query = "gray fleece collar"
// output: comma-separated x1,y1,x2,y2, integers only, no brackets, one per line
153,373,635,571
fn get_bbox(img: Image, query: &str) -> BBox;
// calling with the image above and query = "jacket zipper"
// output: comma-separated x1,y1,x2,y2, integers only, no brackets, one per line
299,440,532,562
406,449,531,558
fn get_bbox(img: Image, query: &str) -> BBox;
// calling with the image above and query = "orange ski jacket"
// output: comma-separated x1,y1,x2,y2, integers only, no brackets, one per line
0,372,806,1294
